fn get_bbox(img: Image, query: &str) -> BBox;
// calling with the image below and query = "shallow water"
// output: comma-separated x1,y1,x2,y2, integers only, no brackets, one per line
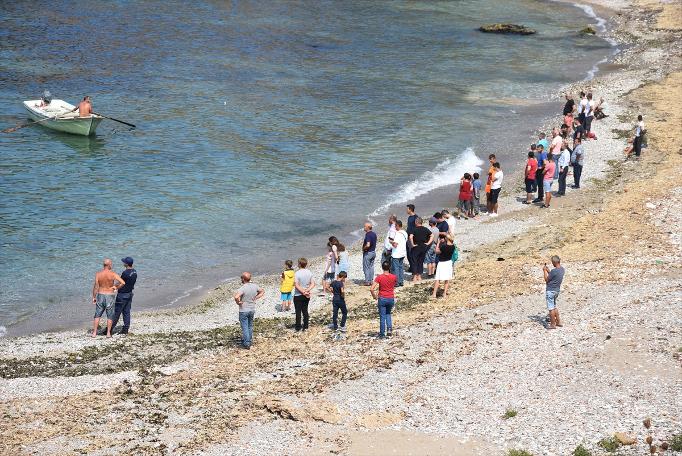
0,0,614,336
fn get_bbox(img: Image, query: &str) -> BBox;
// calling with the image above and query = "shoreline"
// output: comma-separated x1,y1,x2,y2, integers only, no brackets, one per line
1,0,681,454
3,27,620,339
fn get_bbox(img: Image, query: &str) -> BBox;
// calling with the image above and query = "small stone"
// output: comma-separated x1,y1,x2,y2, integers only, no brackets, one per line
614,432,637,445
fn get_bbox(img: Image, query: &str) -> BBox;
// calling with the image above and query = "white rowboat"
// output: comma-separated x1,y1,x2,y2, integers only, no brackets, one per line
23,99,103,136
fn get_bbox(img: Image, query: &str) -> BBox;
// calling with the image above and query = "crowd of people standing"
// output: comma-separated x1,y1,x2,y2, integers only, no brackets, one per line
91,92,645,347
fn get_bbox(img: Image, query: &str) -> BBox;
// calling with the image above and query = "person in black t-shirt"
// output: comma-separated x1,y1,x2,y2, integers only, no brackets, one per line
405,204,418,273
432,234,455,299
328,271,347,331
111,257,138,335
408,217,434,282
573,118,585,143
563,93,575,116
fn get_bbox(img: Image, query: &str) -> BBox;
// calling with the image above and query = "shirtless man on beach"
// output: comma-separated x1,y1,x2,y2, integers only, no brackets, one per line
72,96,93,117
92,258,125,338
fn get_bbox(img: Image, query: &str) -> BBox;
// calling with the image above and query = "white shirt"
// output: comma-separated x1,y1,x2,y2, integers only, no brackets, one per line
551,135,563,155
383,223,396,251
491,170,503,190
391,230,408,259
578,97,588,114
558,149,571,168
635,121,645,137
587,100,596,117
444,215,456,236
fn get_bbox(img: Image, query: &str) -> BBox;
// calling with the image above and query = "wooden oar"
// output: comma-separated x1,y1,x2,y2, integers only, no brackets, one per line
92,111,136,129
2,113,69,133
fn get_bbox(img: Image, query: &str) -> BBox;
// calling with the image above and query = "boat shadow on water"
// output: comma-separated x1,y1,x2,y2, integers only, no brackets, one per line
48,130,108,154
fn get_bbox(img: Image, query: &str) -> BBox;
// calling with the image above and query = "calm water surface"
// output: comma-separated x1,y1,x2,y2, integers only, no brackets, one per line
0,0,614,336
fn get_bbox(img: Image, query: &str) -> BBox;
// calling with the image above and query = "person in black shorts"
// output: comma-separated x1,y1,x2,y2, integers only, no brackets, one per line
488,162,503,217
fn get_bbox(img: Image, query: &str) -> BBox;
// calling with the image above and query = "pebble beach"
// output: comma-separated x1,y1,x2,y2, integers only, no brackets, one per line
1,0,681,455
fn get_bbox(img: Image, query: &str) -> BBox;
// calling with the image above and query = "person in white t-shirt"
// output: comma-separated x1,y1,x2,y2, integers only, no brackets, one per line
585,92,596,133
577,91,588,125
633,114,646,157
382,214,397,265
389,220,408,287
489,162,503,217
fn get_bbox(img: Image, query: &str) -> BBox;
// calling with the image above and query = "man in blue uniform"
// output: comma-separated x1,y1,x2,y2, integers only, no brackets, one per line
111,257,137,335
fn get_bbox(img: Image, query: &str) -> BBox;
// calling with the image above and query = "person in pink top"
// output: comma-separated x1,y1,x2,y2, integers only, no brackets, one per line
523,151,538,204
542,155,556,208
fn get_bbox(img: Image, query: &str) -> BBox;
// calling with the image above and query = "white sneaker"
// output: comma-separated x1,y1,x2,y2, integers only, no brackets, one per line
327,323,336,330
339,326,347,332
489,213,498,218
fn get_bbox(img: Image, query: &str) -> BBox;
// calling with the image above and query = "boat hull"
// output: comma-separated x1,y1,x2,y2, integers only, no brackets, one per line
23,100,103,136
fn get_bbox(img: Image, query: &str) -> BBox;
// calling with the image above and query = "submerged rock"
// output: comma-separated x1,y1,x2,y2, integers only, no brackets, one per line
478,23,536,35
580,26,597,35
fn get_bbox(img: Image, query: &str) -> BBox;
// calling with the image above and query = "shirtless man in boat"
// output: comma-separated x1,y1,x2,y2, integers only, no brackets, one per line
92,258,125,338
71,95,93,117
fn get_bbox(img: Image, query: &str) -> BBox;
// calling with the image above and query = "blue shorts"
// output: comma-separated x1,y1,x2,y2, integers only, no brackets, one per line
324,272,335,281
546,290,560,310
543,180,553,193
281,292,292,301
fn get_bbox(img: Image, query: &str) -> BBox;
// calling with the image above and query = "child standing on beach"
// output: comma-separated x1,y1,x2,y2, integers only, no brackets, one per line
328,271,348,331
471,173,482,216
280,260,295,312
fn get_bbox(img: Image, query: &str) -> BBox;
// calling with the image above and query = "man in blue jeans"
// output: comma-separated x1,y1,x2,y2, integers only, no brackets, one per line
362,222,378,286
543,255,565,330
234,272,265,349
370,261,397,338
111,257,137,335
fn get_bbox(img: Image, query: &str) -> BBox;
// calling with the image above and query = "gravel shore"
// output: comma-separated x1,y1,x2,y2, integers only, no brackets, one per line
1,0,681,455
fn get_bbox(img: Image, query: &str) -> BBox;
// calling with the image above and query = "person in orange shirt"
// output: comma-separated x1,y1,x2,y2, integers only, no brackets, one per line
484,154,497,214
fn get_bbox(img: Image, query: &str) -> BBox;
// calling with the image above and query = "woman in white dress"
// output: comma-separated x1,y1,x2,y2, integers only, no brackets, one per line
432,233,455,299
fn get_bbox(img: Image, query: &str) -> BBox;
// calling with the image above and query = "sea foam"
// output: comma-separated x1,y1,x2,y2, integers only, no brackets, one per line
369,147,483,218
572,3,620,81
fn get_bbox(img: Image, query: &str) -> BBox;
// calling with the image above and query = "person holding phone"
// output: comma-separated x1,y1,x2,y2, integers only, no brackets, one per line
543,256,565,329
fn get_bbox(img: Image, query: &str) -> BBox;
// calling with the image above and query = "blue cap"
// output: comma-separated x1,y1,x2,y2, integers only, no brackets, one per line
121,257,134,266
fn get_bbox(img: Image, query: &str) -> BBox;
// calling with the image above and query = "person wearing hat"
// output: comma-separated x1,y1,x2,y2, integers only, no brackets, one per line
111,257,138,335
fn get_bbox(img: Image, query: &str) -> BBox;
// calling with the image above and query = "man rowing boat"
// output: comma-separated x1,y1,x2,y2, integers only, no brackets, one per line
71,95,93,117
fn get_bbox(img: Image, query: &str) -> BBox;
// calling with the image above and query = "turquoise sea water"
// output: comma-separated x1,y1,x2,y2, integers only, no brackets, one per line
0,0,614,336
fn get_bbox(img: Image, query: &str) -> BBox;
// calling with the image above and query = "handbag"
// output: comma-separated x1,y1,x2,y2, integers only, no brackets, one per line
451,244,459,263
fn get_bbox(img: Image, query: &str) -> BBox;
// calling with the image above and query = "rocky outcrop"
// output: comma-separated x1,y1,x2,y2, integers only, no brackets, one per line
478,24,536,35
